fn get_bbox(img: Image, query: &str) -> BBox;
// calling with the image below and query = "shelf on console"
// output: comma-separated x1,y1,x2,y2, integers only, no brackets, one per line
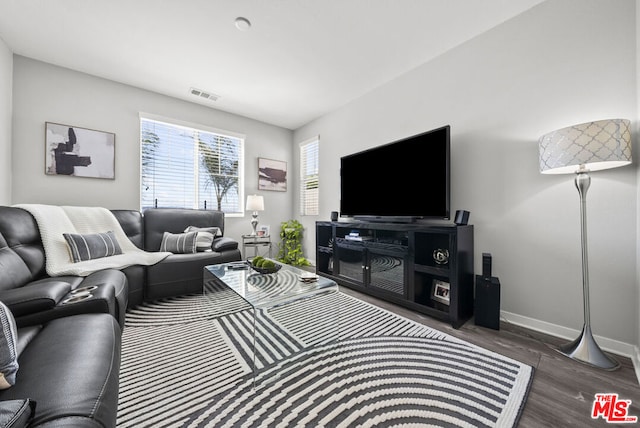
316,221,474,328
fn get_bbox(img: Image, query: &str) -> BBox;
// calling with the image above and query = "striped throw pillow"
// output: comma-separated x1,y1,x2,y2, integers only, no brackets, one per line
184,226,220,252
0,302,19,390
160,231,197,254
63,231,123,263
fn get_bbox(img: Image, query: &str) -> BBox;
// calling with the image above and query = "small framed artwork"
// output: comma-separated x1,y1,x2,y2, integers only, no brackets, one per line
45,122,115,179
258,158,287,191
432,279,450,305
258,225,270,237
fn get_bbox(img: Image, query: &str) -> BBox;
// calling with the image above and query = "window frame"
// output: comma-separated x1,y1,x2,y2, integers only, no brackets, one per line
139,113,245,216
299,136,320,216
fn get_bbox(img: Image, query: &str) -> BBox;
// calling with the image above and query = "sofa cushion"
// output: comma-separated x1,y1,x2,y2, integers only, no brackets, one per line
0,314,121,428
63,231,123,262
160,232,197,254
0,235,33,292
143,208,225,251
0,303,19,390
145,250,241,301
111,210,144,249
0,399,36,428
0,208,46,282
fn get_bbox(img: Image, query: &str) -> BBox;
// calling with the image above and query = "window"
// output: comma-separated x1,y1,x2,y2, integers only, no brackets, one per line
300,136,319,216
140,116,244,214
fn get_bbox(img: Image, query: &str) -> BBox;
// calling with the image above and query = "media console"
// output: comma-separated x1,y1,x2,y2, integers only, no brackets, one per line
316,221,474,328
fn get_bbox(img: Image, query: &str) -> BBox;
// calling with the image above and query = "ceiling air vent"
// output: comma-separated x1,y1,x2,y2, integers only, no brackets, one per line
189,87,220,102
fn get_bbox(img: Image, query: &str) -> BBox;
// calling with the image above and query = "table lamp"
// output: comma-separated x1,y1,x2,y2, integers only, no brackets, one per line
538,118,631,370
246,194,264,236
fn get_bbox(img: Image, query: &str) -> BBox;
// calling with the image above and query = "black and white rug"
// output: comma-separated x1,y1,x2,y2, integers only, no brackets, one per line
117,288,533,428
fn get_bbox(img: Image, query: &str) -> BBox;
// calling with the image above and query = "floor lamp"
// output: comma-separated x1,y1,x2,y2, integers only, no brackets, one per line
538,118,632,370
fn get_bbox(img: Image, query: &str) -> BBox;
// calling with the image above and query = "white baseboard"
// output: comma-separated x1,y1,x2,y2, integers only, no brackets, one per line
500,310,636,359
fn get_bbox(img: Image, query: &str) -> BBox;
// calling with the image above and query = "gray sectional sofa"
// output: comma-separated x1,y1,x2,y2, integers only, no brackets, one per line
0,206,241,427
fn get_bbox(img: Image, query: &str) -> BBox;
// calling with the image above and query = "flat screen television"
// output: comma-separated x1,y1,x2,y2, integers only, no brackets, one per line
340,125,450,222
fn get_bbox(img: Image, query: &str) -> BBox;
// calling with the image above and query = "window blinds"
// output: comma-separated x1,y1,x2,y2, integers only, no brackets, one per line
300,137,319,216
140,117,243,213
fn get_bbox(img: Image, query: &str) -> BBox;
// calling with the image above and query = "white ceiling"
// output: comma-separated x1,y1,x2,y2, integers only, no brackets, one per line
0,0,544,130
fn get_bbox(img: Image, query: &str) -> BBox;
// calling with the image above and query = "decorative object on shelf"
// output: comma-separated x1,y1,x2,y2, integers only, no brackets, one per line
431,279,450,305
432,248,449,265
277,220,311,266
258,225,270,237
258,158,287,191
454,210,470,225
246,195,264,236
45,122,115,179
539,118,632,370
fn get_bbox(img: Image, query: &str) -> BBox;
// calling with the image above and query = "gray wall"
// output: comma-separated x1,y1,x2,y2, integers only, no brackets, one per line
636,0,640,370
294,0,638,351
0,36,11,205
11,56,294,243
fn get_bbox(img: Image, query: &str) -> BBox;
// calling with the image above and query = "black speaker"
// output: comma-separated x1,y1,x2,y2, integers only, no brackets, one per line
330,211,339,221
475,275,500,330
482,253,492,278
454,210,470,225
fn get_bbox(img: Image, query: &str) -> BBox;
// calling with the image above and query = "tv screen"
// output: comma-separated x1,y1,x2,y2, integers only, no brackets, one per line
340,125,450,220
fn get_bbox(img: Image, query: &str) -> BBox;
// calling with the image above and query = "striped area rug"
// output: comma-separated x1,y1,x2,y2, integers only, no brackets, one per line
117,289,533,427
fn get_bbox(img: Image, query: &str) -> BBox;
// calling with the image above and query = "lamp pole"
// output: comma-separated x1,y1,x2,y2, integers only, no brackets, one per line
557,168,619,370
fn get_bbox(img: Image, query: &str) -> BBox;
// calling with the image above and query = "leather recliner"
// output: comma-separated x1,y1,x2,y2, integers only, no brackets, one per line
0,207,128,329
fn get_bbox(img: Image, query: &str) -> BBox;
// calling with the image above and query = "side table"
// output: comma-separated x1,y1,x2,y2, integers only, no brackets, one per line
242,234,272,259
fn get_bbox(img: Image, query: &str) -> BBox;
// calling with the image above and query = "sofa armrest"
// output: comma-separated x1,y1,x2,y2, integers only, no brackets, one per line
213,237,238,252
0,282,70,317
0,399,36,428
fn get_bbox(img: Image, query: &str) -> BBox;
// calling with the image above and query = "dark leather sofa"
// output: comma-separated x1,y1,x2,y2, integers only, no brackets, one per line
0,206,240,427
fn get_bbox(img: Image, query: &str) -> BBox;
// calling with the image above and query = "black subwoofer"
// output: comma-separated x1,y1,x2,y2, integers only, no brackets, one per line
475,275,501,330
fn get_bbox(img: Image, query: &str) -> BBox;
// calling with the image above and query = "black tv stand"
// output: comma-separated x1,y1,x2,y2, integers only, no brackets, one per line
352,215,417,224
316,220,474,328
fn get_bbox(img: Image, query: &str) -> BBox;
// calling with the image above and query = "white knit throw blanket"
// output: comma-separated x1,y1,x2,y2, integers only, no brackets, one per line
14,204,170,277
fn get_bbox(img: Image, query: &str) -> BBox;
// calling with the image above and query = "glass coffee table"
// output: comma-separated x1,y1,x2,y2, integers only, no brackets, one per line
203,260,338,387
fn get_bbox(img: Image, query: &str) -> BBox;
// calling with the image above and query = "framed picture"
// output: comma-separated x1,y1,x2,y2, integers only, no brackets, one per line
258,158,287,191
45,122,115,179
258,225,270,237
432,279,450,305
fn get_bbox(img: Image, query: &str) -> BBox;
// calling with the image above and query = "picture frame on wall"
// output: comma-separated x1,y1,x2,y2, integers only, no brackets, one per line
45,122,115,179
258,157,287,191
431,279,450,305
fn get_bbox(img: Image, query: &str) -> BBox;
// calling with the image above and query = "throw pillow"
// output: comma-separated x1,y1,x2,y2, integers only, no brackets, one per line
0,302,19,390
184,225,221,237
160,231,197,254
183,227,216,252
63,231,123,263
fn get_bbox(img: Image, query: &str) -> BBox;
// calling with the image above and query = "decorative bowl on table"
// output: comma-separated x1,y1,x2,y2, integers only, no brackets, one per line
248,257,281,274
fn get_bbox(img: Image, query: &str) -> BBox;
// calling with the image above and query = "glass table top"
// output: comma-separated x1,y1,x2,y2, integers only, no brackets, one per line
204,261,338,309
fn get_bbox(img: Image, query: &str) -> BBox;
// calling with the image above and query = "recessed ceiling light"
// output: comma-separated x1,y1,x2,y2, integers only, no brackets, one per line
235,17,251,31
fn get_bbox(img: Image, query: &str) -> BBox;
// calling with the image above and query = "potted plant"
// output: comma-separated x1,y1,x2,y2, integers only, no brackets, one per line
276,219,311,266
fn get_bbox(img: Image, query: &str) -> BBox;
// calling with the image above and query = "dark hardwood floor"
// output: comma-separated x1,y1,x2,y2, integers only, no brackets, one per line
338,286,640,427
